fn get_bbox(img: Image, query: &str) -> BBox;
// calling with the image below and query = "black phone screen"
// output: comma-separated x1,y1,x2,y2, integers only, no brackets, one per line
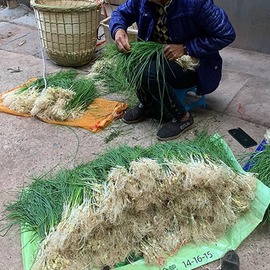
228,128,257,148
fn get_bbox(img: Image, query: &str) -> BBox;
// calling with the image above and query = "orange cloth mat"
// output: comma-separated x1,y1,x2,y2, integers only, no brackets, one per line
0,81,127,132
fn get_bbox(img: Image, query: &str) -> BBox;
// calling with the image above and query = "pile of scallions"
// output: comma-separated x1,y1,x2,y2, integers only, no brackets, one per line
2,70,97,121
1,132,259,269
89,41,199,106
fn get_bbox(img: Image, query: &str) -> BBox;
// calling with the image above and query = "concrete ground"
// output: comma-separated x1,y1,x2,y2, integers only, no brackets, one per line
0,4,270,270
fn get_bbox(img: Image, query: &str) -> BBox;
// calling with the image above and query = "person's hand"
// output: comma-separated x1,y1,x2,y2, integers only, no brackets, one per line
164,44,186,61
115,29,131,53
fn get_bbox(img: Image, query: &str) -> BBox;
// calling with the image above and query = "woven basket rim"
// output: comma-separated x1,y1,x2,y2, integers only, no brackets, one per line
31,0,100,12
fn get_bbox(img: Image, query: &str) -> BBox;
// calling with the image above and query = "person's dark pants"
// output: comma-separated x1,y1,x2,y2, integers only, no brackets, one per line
137,58,197,120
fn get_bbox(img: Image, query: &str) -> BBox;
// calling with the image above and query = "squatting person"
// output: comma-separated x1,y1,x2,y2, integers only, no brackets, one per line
109,0,236,141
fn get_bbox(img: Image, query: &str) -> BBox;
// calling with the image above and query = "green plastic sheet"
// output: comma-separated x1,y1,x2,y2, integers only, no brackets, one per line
21,135,270,270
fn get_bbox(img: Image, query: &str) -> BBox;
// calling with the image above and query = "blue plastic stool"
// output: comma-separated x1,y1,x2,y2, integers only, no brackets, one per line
174,86,207,111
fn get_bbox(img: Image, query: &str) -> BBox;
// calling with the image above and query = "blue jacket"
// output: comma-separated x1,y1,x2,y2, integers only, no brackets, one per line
109,0,236,94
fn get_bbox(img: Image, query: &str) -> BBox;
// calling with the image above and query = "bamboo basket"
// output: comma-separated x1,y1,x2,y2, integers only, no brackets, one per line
31,0,101,66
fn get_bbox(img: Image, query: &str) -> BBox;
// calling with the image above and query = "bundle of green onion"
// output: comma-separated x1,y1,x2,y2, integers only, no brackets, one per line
1,132,246,240
243,134,270,221
89,42,166,105
89,41,161,105
0,132,260,270
245,144,270,186
89,41,199,107
2,70,97,121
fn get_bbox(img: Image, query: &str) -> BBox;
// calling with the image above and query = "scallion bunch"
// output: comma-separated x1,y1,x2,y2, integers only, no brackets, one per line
1,132,244,240
244,141,270,221
3,70,97,120
89,41,166,106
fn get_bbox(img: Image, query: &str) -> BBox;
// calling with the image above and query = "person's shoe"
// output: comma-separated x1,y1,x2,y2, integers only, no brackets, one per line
122,103,149,124
123,103,156,124
156,113,194,141
221,250,240,270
